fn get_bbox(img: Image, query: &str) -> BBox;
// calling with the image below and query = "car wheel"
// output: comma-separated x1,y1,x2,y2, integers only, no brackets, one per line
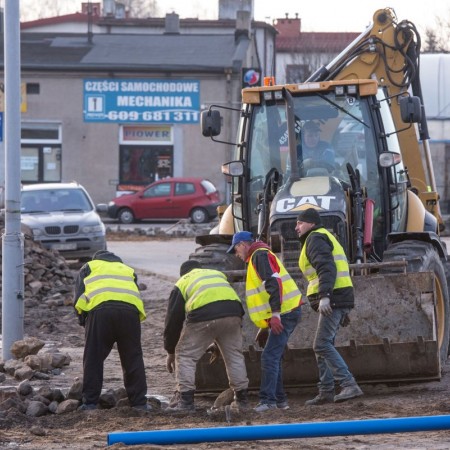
118,208,135,224
190,207,208,224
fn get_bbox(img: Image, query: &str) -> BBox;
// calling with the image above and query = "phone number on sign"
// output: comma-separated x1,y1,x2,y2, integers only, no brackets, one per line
106,111,199,122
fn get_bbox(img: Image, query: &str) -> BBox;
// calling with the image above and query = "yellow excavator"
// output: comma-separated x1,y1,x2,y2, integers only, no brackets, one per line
193,8,450,390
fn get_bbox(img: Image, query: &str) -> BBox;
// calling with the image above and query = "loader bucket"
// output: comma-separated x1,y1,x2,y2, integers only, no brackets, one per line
195,270,440,391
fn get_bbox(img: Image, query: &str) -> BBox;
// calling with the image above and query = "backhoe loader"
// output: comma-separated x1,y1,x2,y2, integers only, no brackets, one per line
192,8,450,390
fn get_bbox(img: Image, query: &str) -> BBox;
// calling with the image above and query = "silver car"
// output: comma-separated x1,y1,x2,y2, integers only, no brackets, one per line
21,182,107,261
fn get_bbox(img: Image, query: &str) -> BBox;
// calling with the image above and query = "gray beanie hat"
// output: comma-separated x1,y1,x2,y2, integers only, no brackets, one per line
297,208,322,225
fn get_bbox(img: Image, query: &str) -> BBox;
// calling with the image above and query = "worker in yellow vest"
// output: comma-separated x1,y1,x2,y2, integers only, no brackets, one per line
74,250,149,412
227,231,303,413
164,260,248,412
296,208,363,405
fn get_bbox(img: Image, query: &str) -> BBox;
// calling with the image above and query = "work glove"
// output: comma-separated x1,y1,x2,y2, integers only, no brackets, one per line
255,328,269,348
269,312,284,335
318,297,333,317
166,353,175,373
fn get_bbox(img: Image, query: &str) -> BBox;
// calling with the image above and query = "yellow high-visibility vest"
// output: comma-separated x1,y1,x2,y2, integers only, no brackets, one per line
176,268,241,312
75,260,146,321
246,248,301,328
299,228,352,297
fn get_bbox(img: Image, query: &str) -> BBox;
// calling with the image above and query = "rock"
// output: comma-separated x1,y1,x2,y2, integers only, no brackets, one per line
55,399,79,414
38,353,54,372
49,352,71,368
48,401,58,414
0,396,27,413
30,426,47,436
4,359,24,376
29,280,43,295
14,366,34,381
17,380,33,397
26,400,48,417
0,386,20,402
10,337,45,359
67,379,82,401
32,372,51,380
98,389,117,408
24,355,41,371
0,373,6,383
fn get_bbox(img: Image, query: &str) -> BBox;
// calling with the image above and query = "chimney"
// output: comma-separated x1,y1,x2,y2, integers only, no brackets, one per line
273,13,301,37
219,0,254,20
165,12,180,34
82,2,100,16
235,10,251,41
102,0,115,17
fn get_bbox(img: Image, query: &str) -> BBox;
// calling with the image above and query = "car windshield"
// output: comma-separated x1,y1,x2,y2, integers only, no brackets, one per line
21,188,93,213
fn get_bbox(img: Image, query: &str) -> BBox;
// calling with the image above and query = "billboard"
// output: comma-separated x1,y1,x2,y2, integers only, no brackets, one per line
83,79,200,124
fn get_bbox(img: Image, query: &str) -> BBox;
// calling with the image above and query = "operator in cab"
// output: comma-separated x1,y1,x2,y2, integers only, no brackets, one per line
284,120,335,177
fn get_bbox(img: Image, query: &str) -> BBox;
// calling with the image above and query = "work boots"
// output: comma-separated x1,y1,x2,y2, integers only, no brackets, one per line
334,384,363,403
165,390,195,412
304,391,334,406
231,389,249,411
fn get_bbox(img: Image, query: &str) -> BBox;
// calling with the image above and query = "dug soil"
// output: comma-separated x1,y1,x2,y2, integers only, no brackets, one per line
2,238,450,450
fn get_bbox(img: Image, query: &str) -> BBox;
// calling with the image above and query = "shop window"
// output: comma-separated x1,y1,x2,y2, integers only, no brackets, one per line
21,146,61,183
119,146,173,190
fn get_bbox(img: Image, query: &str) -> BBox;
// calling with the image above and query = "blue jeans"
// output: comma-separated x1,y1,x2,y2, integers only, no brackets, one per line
313,307,355,392
259,307,302,405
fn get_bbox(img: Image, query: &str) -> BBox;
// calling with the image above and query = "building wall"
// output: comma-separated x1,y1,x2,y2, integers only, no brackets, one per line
20,71,239,205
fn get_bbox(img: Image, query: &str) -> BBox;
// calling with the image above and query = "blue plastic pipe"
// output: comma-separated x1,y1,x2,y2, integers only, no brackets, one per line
107,415,450,446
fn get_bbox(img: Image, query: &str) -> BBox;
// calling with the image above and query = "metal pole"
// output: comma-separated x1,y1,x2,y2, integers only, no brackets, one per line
2,0,23,361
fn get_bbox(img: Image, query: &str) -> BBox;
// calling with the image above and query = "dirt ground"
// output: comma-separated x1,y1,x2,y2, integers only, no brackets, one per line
3,237,450,449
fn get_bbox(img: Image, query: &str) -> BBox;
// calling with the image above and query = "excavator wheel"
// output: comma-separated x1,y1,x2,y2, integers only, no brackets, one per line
382,240,450,364
188,243,245,273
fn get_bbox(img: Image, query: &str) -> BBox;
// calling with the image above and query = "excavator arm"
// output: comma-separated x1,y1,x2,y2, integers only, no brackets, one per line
307,8,441,227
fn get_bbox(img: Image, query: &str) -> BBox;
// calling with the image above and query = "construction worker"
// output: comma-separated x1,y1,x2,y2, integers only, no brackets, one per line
74,250,149,411
163,260,249,412
295,208,363,405
227,231,303,412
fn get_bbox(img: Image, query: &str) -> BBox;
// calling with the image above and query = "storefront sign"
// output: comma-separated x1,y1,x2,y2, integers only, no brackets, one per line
121,125,172,144
83,79,200,124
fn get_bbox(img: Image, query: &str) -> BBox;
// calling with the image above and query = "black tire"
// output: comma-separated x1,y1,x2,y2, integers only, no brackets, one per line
118,208,135,224
383,240,450,364
189,243,244,272
190,207,208,224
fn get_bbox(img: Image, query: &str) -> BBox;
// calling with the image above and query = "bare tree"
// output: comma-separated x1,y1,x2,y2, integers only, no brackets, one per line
422,15,450,53
21,0,66,21
125,0,160,18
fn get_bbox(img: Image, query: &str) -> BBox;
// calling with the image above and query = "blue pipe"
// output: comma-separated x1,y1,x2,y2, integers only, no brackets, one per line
107,415,450,446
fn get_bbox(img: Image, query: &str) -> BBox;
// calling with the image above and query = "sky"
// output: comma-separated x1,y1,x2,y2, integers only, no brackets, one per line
15,0,450,34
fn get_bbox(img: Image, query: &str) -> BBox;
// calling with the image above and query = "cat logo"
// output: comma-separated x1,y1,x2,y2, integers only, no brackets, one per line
276,195,336,213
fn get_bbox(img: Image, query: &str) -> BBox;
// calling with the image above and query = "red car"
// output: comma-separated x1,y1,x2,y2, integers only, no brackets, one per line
107,177,221,224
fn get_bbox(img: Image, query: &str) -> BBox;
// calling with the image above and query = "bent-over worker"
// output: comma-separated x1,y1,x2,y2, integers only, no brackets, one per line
163,260,249,412
74,250,149,411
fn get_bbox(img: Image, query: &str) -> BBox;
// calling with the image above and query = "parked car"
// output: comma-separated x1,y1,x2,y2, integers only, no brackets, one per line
21,182,107,261
107,177,221,224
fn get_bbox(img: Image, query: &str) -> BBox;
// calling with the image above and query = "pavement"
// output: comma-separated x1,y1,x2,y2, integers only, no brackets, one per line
106,238,199,281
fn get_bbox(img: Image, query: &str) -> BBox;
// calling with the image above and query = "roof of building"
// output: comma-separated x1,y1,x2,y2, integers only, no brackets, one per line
3,31,253,73
277,32,360,53
15,11,276,73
